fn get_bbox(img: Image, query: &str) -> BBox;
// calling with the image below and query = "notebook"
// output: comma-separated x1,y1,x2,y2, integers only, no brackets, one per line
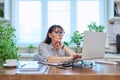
16,61,50,74
18,61,40,71
81,31,107,60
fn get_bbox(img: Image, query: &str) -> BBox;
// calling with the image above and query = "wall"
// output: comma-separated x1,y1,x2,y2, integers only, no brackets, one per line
0,0,4,3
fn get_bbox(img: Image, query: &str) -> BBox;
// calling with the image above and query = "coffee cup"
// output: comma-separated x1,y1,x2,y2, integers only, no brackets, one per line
6,59,17,65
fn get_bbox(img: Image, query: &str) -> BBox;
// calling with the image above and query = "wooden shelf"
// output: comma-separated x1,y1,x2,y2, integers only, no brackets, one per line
109,42,116,45
109,16,120,21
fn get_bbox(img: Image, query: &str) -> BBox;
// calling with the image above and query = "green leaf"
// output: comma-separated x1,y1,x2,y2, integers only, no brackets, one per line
87,22,105,32
70,30,84,45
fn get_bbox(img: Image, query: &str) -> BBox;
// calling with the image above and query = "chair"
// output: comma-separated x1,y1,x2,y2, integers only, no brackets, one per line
33,53,40,61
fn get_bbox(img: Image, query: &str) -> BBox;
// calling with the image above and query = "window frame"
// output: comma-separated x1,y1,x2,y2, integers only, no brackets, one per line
4,0,108,46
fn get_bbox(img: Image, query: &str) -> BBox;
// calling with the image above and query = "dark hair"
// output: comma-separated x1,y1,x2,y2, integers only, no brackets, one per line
44,24,64,44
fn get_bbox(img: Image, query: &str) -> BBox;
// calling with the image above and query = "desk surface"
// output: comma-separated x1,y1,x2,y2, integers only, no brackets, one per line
1,61,120,80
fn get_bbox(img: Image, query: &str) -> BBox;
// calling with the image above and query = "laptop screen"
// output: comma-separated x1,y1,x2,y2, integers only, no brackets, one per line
81,31,107,60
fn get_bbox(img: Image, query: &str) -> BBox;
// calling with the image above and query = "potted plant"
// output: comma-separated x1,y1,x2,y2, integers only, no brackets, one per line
87,22,105,32
27,44,36,53
0,20,19,62
70,30,84,53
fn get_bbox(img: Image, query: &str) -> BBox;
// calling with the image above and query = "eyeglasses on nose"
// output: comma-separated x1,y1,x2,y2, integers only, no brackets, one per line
54,31,65,36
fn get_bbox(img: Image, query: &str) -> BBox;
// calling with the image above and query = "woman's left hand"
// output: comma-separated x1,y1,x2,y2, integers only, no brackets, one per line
55,41,63,49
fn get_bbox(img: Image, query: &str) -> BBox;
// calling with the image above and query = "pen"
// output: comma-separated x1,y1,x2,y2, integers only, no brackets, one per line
21,64,26,67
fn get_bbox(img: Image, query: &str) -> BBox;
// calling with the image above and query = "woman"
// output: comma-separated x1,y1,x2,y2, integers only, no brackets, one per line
38,24,81,63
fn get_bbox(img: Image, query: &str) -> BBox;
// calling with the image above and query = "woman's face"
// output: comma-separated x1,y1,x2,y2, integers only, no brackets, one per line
49,27,64,43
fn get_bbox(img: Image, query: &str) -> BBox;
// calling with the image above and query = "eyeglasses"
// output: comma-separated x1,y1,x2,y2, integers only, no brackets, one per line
54,31,65,36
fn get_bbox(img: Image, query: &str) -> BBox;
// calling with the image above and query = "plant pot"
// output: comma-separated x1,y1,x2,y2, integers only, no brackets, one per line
76,45,82,53
69,46,76,52
28,49,34,53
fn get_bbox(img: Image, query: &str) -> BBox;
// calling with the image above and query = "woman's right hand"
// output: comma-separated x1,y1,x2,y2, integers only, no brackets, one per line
70,54,81,60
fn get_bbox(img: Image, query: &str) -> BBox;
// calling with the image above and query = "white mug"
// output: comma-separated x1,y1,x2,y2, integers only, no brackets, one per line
6,59,17,65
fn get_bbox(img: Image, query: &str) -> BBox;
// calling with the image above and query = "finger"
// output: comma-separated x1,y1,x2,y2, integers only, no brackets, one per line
73,55,77,60
76,54,81,58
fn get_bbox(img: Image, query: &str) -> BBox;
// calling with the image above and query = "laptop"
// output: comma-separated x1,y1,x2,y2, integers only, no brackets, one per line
62,31,107,66
81,31,107,60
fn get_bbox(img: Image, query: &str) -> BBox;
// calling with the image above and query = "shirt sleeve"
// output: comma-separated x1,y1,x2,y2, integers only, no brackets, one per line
38,43,51,62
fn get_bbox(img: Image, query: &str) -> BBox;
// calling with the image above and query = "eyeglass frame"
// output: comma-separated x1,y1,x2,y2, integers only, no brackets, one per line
53,31,65,36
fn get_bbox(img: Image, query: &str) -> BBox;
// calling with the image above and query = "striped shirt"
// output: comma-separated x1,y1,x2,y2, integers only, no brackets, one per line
38,42,66,62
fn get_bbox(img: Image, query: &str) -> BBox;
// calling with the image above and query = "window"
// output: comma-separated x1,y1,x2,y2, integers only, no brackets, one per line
7,0,105,46
77,0,99,33
19,0,41,44
48,0,70,41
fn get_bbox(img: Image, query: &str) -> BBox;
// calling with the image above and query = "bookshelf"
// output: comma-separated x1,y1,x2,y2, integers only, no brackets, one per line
110,0,120,20
108,0,120,51
115,1,120,14
114,1,120,17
